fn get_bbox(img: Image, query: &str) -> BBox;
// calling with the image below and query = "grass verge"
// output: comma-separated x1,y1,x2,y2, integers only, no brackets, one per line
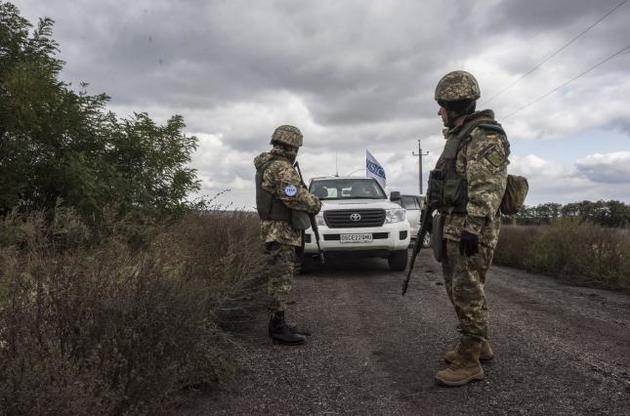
494,220,630,290
0,208,266,416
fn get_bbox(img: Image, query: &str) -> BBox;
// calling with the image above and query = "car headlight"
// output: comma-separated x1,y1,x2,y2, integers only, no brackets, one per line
385,208,406,224
316,213,326,226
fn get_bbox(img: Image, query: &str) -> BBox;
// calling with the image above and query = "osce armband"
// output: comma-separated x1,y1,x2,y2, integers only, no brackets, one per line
283,184,298,198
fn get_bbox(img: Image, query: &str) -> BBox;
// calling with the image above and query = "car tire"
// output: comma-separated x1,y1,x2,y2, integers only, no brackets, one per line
423,232,431,248
388,249,408,272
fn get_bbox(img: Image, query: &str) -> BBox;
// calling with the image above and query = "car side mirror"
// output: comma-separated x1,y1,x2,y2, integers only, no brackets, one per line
390,191,401,201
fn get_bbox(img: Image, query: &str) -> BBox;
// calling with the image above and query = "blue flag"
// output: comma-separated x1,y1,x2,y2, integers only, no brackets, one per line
366,149,386,189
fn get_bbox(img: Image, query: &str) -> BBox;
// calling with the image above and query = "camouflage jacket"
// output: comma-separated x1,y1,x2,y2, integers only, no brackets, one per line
438,110,510,248
254,148,321,247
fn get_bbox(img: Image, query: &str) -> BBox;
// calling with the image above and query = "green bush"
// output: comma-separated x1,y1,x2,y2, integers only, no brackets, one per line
0,2,199,221
495,221,630,289
0,208,266,416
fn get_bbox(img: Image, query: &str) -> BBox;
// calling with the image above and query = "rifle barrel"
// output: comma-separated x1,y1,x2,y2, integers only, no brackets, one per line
401,229,426,296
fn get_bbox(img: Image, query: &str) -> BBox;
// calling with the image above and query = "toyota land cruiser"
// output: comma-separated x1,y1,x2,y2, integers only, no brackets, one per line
303,176,411,271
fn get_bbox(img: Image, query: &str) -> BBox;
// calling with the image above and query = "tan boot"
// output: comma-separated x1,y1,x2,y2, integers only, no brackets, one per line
443,339,494,363
435,338,484,387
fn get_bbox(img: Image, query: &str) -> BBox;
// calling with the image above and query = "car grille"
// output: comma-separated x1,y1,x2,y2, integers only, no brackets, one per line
324,209,386,228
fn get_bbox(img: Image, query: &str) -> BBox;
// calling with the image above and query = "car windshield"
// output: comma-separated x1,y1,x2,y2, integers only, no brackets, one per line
309,179,386,200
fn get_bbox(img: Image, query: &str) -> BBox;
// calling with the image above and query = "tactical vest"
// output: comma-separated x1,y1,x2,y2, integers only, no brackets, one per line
255,159,291,222
428,118,507,214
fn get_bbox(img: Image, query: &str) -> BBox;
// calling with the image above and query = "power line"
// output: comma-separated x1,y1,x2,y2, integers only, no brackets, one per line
503,43,630,119
482,0,628,106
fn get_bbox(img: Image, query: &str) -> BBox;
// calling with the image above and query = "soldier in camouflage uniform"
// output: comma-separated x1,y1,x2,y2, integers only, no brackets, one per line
254,125,322,345
428,71,510,386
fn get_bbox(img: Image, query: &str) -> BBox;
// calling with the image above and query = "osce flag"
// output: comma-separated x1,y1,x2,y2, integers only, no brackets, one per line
366,149,386,188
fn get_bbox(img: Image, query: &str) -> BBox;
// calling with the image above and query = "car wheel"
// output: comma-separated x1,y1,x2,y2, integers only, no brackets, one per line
388,249,408,272
423,232,431,248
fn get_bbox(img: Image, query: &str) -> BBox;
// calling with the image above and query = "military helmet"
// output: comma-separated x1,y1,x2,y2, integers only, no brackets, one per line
434,70,480,102
270,125,303,148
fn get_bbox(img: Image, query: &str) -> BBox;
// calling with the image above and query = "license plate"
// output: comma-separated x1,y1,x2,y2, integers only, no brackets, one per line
340,233,373,244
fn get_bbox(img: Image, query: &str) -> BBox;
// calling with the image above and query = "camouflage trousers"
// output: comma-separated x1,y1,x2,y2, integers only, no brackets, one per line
441,240,495,341
264,242,296,313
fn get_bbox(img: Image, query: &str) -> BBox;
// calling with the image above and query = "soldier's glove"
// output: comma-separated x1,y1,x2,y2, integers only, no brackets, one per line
459,230,479,257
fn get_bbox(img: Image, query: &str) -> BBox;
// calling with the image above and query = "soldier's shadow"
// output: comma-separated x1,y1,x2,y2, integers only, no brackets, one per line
299,253,392,278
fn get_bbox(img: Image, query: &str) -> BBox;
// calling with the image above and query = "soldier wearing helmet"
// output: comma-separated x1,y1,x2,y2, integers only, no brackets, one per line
254,125,321,345
428,71,510,386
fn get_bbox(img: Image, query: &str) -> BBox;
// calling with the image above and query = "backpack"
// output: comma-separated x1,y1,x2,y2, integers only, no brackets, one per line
500,174,529,215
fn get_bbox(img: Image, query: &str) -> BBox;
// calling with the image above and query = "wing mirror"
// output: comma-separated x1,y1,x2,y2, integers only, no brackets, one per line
390,191,401,201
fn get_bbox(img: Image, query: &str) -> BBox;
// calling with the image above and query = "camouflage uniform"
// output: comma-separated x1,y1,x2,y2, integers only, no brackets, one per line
254,137,321,314
437,109,510,341
430,70,510,385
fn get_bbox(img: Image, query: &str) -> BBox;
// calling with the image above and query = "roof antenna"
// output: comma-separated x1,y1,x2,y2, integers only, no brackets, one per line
335,151,339,177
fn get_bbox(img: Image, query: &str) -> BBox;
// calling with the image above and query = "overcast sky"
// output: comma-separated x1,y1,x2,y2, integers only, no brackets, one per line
15,0,630,208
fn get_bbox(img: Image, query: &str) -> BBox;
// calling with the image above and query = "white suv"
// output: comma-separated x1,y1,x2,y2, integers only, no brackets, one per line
303,176,411,271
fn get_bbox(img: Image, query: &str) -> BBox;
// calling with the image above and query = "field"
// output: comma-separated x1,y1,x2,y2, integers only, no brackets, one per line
494,221,630,290
0,209,267,416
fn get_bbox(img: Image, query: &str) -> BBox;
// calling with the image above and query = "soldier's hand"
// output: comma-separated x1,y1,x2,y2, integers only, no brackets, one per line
459,230,479,256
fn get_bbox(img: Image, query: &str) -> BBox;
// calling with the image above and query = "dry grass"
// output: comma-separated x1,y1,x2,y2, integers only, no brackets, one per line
494,220,630,290
0,208,266,416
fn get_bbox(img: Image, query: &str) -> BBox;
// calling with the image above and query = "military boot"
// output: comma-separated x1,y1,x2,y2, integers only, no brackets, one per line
443,339,494,363
268,320,311,337
268,311,307,345
435,338,484,386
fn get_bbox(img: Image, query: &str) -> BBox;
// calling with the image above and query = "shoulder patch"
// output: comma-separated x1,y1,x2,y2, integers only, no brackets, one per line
284,184,298,197
479,144,505,168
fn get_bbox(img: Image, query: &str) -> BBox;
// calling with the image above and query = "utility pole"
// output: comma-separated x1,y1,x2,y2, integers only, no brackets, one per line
412,139,429,195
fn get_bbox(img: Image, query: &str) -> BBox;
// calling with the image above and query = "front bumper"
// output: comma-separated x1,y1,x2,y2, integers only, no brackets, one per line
303,222,411,253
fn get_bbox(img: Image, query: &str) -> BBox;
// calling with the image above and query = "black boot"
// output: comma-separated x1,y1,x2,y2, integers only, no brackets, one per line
268,323,311,337
268,311,307,345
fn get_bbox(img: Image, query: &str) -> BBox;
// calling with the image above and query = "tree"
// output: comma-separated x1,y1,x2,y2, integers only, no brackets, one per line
508,200,630,227
0,2,199,220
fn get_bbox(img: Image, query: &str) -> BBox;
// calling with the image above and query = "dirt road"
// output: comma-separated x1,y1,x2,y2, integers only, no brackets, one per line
180,250,630,415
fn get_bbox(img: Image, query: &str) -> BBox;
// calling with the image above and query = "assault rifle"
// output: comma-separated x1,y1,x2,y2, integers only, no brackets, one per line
294,161,325,264
401,203,434,296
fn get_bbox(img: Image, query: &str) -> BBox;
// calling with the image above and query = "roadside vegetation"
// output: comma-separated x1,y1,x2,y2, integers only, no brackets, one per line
504,200,630,227
0,4,267,415
0,208,266,415
495,216,630,290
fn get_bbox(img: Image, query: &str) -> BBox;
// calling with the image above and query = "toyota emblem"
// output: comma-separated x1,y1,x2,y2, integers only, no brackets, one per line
350,213,362,222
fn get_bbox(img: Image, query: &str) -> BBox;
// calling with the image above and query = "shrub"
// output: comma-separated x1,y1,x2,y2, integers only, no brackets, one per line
0,208,266,416
0,3,199,221
495,221,630,290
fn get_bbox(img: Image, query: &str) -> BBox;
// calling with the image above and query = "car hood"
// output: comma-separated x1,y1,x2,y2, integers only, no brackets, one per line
319,199,401,211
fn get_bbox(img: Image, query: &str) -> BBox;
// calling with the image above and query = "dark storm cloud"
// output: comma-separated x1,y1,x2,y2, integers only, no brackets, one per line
17,0,479,126
493,0,612,30
16,0,630,125
14,0,630,205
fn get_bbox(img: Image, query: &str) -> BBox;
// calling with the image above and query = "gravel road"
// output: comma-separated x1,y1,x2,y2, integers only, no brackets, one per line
180,250,630,415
